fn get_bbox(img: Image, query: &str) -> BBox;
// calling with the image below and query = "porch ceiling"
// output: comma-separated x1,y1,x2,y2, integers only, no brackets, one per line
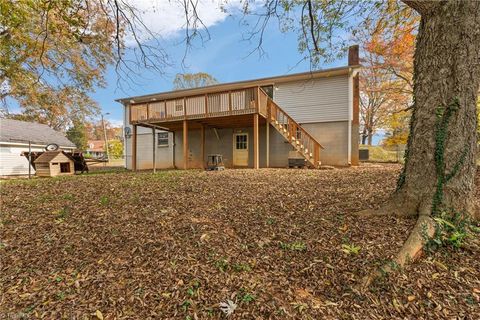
136,114,267,131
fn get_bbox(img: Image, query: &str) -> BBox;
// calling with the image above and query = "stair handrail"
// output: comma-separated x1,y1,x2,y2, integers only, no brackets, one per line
257,88,323,167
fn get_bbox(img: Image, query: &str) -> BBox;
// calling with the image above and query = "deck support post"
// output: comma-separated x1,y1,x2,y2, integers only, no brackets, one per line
265,101,270,168
200,124,205,169
253,113,259,169
152,127,156,173
132,124,137,171
266,122,269,168
183,120,188,170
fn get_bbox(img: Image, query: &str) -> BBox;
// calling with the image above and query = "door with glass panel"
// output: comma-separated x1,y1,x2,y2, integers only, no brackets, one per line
233,133,249,167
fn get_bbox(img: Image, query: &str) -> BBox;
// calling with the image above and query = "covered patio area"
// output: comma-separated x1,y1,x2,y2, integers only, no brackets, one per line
132,113,269,170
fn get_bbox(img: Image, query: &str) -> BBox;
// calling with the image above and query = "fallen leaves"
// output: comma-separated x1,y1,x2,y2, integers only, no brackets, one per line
219,299,237,317
433,260,448,271
1,165,479,318
95,310,103,320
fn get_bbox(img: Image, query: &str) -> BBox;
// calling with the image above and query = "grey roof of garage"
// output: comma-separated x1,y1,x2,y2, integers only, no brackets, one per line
0,119,76,147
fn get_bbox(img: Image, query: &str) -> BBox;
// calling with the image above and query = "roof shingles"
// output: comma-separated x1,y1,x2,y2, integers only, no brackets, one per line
0,119,76,147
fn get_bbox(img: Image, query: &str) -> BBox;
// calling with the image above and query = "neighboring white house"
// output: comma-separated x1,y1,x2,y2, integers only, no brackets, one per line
0,119,76,176
86,140,107,159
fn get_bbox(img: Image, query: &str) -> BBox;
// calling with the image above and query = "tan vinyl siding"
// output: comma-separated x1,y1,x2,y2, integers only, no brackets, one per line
273,75,349,124
124,106,175,170
134,131,174,170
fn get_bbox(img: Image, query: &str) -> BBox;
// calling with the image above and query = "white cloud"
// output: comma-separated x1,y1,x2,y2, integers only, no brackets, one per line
107,118,124,127
123,0,244,44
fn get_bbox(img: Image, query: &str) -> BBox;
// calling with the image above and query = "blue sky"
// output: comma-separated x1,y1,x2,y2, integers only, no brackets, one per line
93,8,348,126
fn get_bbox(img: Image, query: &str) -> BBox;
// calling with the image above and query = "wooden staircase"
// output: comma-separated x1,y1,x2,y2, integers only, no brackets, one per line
258,89,323,168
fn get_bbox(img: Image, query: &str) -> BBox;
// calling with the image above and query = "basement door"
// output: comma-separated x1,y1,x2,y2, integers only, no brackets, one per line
233,133,249,167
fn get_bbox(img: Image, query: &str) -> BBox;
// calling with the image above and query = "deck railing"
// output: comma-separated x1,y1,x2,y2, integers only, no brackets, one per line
257,87,268,117
130,87,258,123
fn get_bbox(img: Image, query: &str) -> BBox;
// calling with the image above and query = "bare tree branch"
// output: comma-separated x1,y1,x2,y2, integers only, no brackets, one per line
307,0,319,52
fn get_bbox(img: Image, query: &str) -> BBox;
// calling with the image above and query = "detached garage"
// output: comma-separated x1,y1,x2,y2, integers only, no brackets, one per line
0,119,76,176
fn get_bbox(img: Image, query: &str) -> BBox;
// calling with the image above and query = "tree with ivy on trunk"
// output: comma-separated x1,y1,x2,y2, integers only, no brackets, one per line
359,0,480,285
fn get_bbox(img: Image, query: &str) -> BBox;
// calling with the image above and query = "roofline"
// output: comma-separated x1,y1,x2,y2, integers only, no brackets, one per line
0,141,76,149
116,65,361,105
34,150,76,163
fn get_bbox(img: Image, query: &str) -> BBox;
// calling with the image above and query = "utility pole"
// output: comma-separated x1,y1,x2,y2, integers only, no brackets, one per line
101,113,110,163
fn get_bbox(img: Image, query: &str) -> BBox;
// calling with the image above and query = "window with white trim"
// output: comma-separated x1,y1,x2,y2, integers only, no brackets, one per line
157,132,169,147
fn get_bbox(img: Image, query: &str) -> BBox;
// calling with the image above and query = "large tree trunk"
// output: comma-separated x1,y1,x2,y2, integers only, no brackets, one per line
385,1,480,219
359,1,480,288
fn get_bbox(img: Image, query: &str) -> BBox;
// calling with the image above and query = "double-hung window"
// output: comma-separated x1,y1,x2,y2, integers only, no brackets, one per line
157,132,169,147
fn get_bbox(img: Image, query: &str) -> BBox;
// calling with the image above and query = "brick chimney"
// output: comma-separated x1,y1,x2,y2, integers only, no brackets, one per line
348,45,359,66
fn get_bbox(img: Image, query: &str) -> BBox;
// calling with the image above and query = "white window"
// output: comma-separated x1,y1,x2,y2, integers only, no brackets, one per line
157,132,169,147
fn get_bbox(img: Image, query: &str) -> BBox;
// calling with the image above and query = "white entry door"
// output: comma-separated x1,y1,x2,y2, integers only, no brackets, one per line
233,133,249,167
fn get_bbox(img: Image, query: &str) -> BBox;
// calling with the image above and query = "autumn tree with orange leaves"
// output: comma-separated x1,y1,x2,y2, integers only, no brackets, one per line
357,11,417,145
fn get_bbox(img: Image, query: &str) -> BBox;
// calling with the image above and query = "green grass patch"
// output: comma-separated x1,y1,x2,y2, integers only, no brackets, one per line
360,145,404,163
279,241,307,251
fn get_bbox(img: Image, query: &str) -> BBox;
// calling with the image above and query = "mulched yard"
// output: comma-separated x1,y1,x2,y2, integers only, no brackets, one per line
1,165,479,319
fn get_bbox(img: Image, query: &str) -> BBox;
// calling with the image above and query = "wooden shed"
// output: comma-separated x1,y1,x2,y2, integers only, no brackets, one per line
33,151,75,177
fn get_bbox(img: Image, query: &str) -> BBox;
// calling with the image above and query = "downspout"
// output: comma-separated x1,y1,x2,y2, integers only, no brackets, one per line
347,69,353,165
172,131,176,169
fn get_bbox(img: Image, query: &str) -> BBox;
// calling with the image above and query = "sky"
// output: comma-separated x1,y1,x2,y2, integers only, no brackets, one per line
93,0,349,126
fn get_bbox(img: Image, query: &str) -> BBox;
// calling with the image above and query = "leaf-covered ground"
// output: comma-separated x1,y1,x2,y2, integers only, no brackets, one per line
1,165,479,319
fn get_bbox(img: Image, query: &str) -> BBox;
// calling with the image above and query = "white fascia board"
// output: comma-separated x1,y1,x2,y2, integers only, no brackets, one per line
0,141,75,149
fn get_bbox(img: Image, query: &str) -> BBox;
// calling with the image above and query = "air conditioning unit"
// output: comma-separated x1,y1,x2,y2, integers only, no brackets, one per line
288,150,306,168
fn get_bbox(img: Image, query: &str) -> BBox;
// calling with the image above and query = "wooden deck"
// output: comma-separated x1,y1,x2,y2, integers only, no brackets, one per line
130,87,268,124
